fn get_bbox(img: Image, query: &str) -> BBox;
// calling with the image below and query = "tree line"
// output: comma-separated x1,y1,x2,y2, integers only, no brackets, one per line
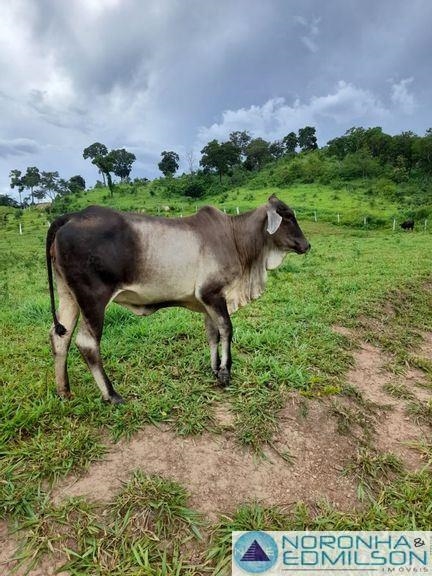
5,168,85,208
157,127,317,180
4,145,137,207
3,124,432,208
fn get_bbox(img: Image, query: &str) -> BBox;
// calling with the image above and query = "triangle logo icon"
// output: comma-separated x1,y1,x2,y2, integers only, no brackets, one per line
241,539,270,562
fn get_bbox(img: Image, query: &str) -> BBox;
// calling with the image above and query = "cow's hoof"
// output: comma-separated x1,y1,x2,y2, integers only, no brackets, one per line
217,368,230,387
108,393,125,405
57,390,72,400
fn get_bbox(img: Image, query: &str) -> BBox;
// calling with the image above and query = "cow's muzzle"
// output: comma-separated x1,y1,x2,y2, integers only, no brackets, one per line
295,241,311,254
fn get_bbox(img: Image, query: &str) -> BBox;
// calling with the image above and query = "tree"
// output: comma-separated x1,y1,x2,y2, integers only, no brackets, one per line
9,169,24,206
95,153,115,196
185,150,196,174
158,151,180,177
56,178,71,196
413,128,432,175
269,140,285,159
244,138,272,171
390,131,417,171
283,132,298,155
326,135,348,159
344,127,367,153
110,148,136,181
298,126,318,152
69,175,86,193
0,194,20,208
229,130,252,158
200,140,240,181
363,127,392,161
39,171,60,201
22,166,41,204
83,142,108,185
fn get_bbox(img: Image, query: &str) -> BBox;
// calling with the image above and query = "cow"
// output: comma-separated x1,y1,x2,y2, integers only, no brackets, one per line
400,219,414,231
46,194,310,404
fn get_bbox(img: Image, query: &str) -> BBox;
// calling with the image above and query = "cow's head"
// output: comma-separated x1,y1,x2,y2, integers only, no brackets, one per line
266,194,310,254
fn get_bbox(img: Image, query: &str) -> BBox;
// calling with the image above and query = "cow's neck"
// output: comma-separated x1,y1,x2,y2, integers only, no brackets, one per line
230,206,267,267
225,206,282,313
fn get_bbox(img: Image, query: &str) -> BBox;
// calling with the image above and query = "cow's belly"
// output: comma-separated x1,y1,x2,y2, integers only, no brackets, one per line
113,274,197,306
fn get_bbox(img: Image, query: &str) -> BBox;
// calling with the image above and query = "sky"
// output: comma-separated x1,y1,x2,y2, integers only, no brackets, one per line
1,0,431,197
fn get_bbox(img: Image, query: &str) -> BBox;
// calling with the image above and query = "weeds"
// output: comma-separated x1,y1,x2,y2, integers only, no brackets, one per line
329,399,375,442
406,399,432,427
343,448,404,500
383,382,416,400
404,438,432,466
13,474,204,575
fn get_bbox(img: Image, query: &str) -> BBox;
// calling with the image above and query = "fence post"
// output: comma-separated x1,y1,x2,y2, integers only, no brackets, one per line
364,216,367,227
314,211,317,222
392,218,396,231
337,213,340,225
19,222,22,235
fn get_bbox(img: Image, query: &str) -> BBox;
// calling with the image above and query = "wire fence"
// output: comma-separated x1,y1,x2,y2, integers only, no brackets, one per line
0,205,429,244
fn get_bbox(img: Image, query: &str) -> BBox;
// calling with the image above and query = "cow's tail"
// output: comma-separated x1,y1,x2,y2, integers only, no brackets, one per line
46,214,72,336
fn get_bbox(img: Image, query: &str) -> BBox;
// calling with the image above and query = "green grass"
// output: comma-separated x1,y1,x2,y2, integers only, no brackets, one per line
14,473,203,575
343,448,404,501
1,186,432,572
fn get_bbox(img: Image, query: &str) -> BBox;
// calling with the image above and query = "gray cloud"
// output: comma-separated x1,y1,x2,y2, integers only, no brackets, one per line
0,0,431,196
0,138,41,158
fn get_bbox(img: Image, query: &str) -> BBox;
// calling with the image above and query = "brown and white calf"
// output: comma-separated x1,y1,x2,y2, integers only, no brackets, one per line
47,194,310,403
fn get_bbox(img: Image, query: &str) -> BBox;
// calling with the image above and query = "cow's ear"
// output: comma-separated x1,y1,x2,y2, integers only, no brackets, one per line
266,206,282,234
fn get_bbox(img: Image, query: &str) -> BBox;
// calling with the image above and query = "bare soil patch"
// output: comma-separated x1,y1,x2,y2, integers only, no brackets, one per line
335,328,432,469
53,414,357,520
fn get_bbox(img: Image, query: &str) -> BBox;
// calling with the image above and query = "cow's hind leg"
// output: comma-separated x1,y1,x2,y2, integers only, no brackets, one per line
205,314,220,377
50,276,79,399
75,309,124,405
201,290,233,387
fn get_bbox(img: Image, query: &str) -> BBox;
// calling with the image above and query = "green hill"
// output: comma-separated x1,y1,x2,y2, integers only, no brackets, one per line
45,178,419,231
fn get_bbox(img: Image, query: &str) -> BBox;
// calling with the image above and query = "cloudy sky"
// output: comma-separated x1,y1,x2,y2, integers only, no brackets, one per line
1,0,431,196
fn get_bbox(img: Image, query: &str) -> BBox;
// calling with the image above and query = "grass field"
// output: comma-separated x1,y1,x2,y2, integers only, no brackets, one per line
0,185,431,574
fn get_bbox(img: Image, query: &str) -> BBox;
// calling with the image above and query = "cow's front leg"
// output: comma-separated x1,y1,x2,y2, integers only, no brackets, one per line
201,291,233,387
216,310,233,386
204,314,220,377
